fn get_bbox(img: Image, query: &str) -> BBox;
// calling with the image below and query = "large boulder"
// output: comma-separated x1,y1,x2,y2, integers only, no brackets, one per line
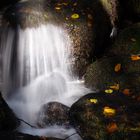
108,23,140,56
37,102,70,128
0,92,20,131
70,92,140,140
85,56,140,92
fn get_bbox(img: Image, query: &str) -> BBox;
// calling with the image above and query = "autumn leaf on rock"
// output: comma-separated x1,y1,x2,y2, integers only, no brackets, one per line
107,122,118,133
71,13,80,19
131,55,140,61
103,106,116,117
105,89,113,94
114,64,121,72
123,89,131,96
110,84,119,90
89,98,98,104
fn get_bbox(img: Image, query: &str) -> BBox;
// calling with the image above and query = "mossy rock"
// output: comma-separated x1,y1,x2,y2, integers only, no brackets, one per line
70,92,140,140
108,23,140,56
85,56,140,97
37,102,70,128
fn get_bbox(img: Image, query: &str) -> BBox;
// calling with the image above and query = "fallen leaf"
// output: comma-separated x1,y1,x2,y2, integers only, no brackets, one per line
89,98,98,104
103,106,116,117
131,55,140,61
110,84,119,90
123,89,131,95
114,63,121,72
71,13,79,19
55,7,61,10
107,122,118,133
87,14,93,20
105,89,113,94
131,38,136,42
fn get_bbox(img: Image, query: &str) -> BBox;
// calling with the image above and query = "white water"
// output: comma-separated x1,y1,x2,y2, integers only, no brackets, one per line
0,24,89,139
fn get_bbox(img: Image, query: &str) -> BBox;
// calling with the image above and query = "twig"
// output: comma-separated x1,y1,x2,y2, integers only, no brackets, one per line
64,133,78,140
17,118,37,128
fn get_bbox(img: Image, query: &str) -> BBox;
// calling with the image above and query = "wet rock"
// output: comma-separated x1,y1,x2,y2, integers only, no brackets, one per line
70,92,140,140
0,131,63,140
109,23,140,56
0,92,20,131
37,102,70,128
85,56,140,90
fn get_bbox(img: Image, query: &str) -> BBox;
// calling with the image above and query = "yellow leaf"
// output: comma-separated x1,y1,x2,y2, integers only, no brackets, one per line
114,64,121,72
55,7,61,10
105,89,113,94
110,84,119,90
103,106,116,117
107,122,118,133
71,13,79,19
131,55,140,61
89,98,98,104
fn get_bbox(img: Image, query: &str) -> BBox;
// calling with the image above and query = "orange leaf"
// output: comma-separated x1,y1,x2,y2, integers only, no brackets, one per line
123,89,131,95
110,84,119,90
131,55,140,61
114,64,121,72
107,122,118,133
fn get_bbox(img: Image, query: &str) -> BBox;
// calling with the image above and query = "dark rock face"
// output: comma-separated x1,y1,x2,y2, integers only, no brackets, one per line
109,23,140,56
119,0,140,22
37,102,70,128
70,92,140,140
0,92,20,131
85,24,140,99
0,131,63,140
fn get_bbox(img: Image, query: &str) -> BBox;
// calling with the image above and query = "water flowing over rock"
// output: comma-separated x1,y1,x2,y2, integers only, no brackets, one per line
0,1,89,139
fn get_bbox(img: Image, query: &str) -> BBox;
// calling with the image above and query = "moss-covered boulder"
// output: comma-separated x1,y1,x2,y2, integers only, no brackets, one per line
85,56,140,98
37,102,70,128
108,23,140,56
70,92,140,140
0,92,20,131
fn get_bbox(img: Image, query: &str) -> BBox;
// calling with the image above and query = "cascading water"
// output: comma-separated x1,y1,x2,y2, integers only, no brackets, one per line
0,23,89,139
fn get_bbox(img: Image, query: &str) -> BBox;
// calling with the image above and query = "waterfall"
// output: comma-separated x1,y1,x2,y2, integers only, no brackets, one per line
0,23,89,139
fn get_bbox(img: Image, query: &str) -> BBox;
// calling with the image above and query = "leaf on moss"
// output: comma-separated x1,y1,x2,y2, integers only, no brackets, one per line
107,122,118,133
103,106,116,117
110,84,119,90
71,13,80,19
122,89,131,95
114,64,121,72
55,7,61,10
105,89,113,94
131,55,140,61
89,98,98,104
